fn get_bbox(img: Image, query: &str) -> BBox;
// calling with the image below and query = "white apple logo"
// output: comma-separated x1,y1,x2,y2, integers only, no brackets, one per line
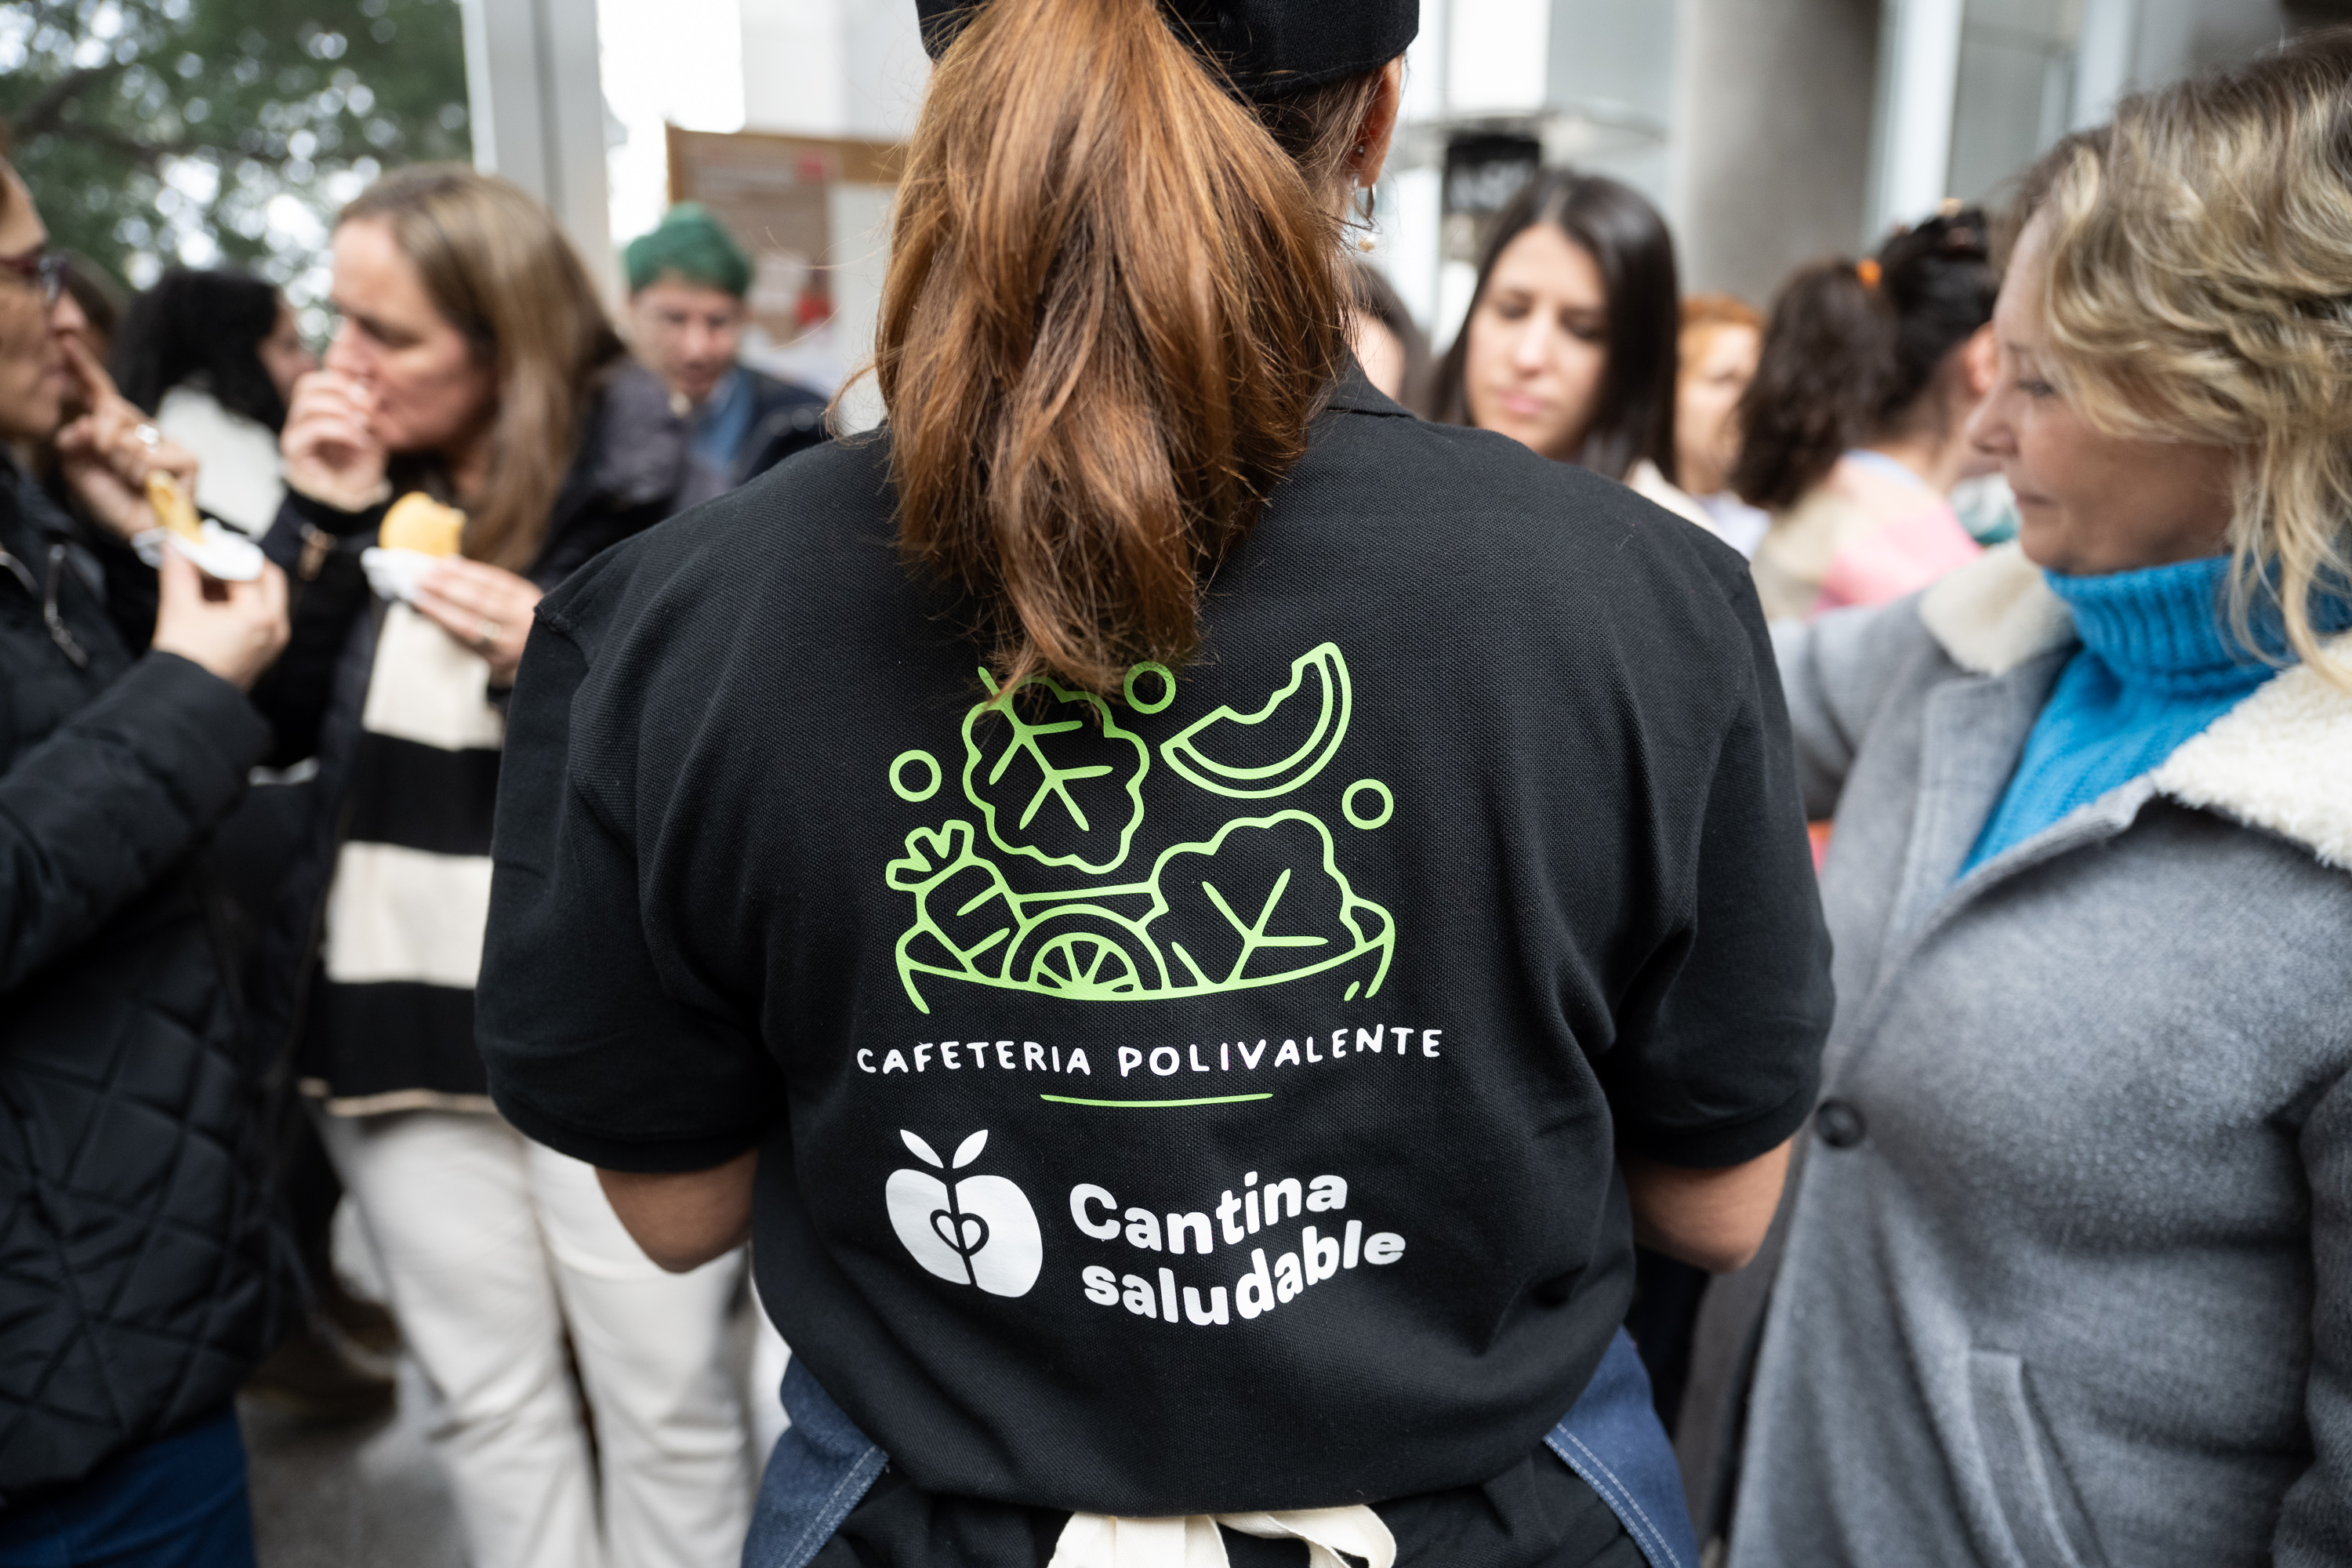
885,1129,1043,1298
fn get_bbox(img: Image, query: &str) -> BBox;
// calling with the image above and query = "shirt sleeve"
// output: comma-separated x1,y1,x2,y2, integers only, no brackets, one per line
1599,572,1835,1170
478,588,785,1173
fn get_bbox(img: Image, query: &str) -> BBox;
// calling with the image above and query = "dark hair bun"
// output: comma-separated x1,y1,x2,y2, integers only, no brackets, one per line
1730,206,1995,510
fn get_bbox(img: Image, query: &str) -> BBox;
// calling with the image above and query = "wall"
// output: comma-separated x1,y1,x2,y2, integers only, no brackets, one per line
742,0,927,140
732,0,925,420
1946,0,2079,206
1548,0,1677,203
2133,0,2296,80
1668,0,1881,304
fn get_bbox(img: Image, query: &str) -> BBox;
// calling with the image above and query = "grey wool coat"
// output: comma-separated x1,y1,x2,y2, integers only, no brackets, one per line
1724,544,2352,1568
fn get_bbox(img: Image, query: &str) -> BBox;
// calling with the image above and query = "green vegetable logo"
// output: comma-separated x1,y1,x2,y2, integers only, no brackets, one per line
1162,644,1351,798
962,671,1150,874
885,644,1395,1013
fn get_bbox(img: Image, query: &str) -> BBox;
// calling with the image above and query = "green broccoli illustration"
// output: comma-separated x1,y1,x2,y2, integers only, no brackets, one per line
890,646,1395,1012
1143,813,1392,994
962,671,1150,875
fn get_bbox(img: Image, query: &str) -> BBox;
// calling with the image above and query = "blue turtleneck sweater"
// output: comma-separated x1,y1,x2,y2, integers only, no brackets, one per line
1962,554,2279,873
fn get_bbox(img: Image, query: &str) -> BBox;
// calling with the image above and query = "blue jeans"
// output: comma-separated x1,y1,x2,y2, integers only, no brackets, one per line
745,1330,1698,1568
0,1409,256,1568
1541,1330,1700,1568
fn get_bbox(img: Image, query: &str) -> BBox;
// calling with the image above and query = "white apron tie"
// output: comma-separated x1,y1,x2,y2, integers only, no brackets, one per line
1048,1507,1396,1568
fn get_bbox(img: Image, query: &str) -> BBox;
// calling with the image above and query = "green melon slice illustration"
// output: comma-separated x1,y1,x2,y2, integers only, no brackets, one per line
1160,643,1351,800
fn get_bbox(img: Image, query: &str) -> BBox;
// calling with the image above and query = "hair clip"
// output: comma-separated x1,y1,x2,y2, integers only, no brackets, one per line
1855,257,1882,289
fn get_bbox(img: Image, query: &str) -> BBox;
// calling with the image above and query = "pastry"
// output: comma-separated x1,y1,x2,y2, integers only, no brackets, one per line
145,472,203,543
379,492,466,557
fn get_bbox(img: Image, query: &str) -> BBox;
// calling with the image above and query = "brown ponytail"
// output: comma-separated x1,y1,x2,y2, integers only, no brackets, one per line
877,0,1379,695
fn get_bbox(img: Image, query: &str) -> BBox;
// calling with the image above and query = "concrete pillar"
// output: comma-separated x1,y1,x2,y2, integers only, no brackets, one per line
1668,0,1880,304
1548,0,1676,205
459,0,618,302
1865,0,1967,236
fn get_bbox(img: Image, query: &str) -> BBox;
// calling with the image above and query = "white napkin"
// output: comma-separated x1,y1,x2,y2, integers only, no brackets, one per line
131,521,266,583
359,546,441,605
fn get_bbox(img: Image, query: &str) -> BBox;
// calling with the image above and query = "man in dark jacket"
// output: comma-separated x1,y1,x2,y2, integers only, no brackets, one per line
620,203,830,492
0,158,293,1562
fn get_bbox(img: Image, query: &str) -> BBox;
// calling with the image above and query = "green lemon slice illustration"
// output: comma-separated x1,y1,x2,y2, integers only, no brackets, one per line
1160,643,1352,800
1003,909,1170,998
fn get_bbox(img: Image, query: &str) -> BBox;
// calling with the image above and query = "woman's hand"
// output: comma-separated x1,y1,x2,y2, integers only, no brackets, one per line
281,367,389,511
150,548,289,691
412,557,543,684
51,336,200,543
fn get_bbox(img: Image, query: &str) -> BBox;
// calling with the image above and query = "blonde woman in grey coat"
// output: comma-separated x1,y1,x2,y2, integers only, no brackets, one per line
1726,35,2352,1568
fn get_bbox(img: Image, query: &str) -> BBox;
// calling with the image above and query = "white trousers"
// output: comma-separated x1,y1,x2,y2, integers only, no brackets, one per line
746,1277,792,1465
320,1109,752,1568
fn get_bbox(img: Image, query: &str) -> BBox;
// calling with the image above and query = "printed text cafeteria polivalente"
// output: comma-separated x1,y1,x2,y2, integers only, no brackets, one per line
855,1025,1446,1078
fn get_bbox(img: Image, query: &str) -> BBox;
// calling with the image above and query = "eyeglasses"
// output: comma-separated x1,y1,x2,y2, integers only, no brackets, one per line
0,249,67,307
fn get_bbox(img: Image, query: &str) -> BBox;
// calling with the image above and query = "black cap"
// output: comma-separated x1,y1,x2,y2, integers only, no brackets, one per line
915,0,1417,97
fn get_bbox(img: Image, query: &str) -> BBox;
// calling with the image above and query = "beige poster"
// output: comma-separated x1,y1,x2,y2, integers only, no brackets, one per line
666,126,904,349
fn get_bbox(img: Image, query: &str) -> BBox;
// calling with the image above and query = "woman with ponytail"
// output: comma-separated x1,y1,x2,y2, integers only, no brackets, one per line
1733,211,1997,619
478,3,1832,1566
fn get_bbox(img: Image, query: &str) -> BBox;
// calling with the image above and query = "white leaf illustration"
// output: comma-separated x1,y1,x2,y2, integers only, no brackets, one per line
952,1130,989,1169
900,1130,944,1167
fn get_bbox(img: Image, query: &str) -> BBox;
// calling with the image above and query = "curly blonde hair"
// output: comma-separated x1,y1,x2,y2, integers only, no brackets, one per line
2028,29,2352,685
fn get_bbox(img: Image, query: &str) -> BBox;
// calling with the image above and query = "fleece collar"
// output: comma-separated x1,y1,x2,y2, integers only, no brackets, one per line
1918,543,2352,869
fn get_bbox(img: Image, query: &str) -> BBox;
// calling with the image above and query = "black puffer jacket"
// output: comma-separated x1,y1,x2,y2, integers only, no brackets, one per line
0,460,292,1504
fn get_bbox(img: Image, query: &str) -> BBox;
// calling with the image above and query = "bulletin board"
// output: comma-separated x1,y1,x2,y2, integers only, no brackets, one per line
665,126,905,349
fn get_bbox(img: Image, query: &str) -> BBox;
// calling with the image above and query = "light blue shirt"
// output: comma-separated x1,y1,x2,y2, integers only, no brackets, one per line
690,365,757,477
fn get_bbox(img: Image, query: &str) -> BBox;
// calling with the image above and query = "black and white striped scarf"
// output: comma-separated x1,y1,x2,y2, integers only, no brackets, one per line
305,600,505,1114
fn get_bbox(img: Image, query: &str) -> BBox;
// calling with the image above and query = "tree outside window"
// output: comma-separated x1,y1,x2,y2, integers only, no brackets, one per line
0,0,470,332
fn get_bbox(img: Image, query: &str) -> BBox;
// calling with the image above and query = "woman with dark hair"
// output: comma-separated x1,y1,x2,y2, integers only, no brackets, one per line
1430,169,1719,536
1732,211,1995,620
475,2,1834,1566
249,165,749,1568
113,269,314,536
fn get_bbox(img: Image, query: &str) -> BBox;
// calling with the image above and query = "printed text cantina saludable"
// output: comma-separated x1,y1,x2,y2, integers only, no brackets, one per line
1071,1169,1406,1329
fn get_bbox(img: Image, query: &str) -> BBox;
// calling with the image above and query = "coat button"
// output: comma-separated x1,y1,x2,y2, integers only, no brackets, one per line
1815,1100,1867,1149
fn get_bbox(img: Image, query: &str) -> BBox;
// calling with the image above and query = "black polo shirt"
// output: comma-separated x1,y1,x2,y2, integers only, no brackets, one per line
478,368,1830,1530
